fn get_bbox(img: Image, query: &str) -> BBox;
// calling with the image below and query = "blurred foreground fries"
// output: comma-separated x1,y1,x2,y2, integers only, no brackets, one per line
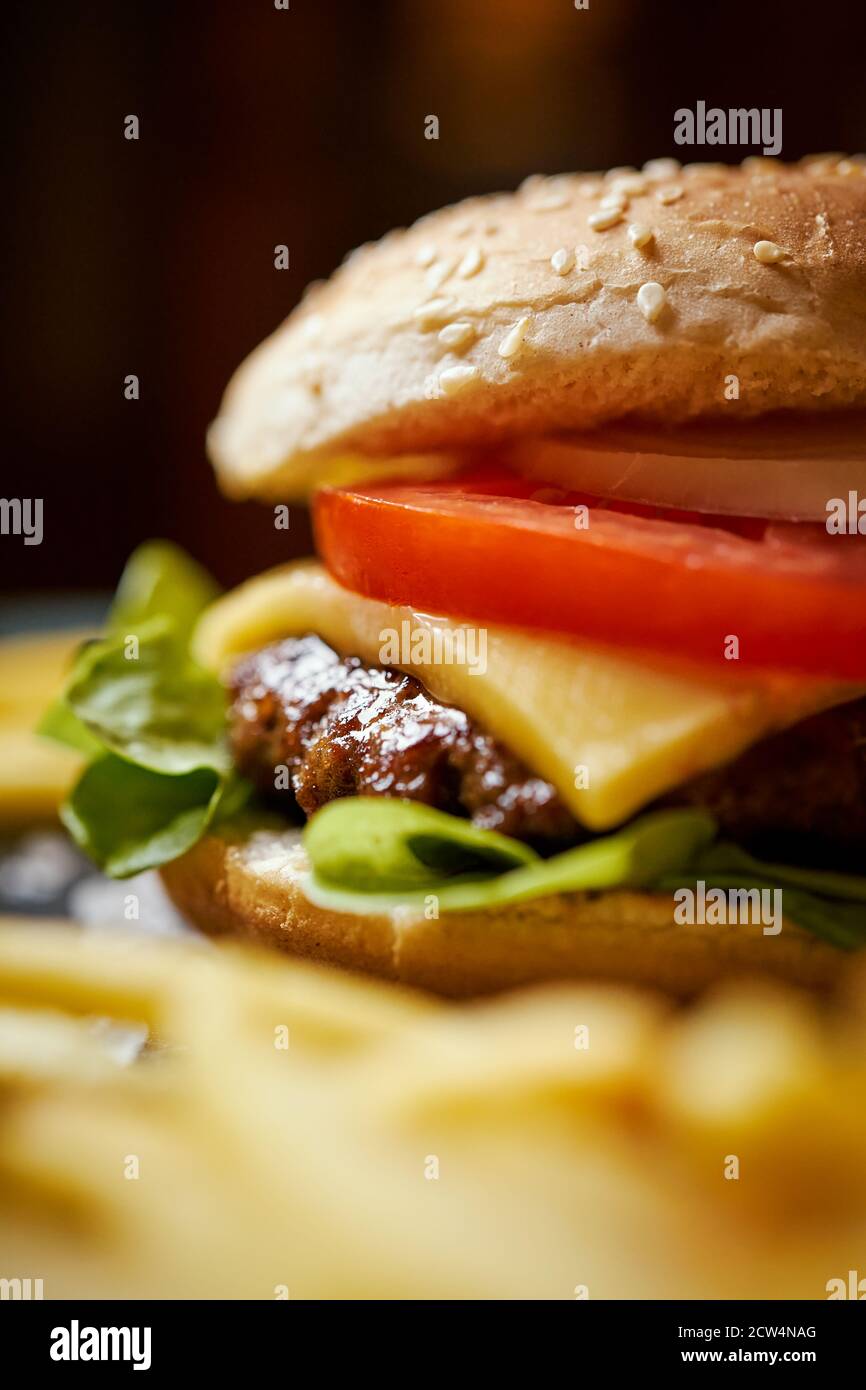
0,632,89,822
0,921,865,1299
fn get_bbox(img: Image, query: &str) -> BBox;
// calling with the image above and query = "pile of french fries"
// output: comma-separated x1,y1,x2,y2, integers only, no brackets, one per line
0,632,89,823
0,921,864,1299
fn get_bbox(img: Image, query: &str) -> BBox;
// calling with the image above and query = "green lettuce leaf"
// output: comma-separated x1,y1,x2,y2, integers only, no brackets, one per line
305,798,537,893
303,796,866,950
61,756,225,878
687,842,866,904
62,619,231,775
39,541,245,878
37,696,105,758
657,843,866,950
303,798,717,913
108,540,220,644
38,541,221,757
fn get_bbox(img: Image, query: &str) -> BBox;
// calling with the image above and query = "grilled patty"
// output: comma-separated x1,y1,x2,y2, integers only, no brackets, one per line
228,635,576,844
662,701,866,867
228,635,866,865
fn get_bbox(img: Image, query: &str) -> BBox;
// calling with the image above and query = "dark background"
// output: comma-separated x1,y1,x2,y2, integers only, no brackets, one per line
3,0,865,599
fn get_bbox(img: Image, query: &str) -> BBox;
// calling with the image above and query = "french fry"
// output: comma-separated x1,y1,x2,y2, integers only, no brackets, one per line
0,631,92,822
0,922,204,1031
0,922,864,1298
0,1006,123,1085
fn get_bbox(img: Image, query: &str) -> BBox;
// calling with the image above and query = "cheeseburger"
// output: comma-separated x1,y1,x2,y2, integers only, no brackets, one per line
46,156,866,996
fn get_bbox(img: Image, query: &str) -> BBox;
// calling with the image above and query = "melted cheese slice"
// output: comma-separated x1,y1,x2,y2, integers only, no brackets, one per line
194,562,862,831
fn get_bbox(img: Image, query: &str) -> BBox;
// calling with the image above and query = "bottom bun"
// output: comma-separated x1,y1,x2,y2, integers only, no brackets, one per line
159,818,847,997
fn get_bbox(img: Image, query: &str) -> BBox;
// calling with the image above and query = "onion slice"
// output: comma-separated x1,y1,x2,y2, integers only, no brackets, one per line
505,415,866,521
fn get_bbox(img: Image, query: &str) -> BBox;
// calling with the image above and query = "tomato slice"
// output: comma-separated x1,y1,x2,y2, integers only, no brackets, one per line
313,470,866,679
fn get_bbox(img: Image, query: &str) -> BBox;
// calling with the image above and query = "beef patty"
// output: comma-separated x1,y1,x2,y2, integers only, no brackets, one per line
228,635,866,865
228,635,576,844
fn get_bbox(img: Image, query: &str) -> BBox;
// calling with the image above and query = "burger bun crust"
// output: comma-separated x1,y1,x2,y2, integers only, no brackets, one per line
208,157,866,500
160,819,843,998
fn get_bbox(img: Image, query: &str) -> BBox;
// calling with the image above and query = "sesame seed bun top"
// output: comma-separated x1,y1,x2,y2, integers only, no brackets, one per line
208,156,866,501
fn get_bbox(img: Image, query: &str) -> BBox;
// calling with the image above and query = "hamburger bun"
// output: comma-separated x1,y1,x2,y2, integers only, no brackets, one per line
185,158,866,996
160,819,844,998
208,156,866,501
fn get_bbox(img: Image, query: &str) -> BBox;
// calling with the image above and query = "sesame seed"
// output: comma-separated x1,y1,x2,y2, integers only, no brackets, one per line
609,174,647,197
574,244,591,270
588,207,624,231
414,243,437,267
437,321,476,350
656,186,684,205
519,173,547,197
298,313,323,340
683,162,727,178
521,175,572,205
742,156,778,174
498,316,532,359
458,246,484,278
342,242,374,268
753,240,786,264
532,191,571,211
605,165,638,181
837,159,865,177
426,259,454,291
551,246,575,275
802,155,842,175
643,157,681,182
599,193,628,213
438,363,478,395
413,297,454,329
636,282,666,323
627,223,654,250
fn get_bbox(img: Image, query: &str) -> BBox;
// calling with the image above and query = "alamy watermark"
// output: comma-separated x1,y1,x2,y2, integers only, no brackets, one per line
674,102,782,157
826,1269,866,1299
378,621,487,676
673,881,782,935
0,497,43,545
826,492,866,534
50,1320,152,1370
1,1276,44,1299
